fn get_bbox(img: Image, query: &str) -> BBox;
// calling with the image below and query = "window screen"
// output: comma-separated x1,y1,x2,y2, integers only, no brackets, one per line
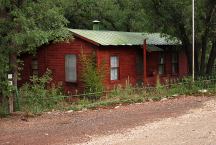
110,56,119,80
65,54,77,82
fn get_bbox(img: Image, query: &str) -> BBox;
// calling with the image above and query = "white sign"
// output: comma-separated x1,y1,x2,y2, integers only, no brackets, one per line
8,74,13,79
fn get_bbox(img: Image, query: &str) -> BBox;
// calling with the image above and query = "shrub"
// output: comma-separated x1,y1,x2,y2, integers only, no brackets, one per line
0,77,15,116
0,97,9,117
19,70,64,114
79,53,104,99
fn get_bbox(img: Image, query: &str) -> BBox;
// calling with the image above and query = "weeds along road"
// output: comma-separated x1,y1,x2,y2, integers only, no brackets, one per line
0,96,213,145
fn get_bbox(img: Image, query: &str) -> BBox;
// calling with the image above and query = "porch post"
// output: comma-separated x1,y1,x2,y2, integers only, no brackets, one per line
143,39,147,85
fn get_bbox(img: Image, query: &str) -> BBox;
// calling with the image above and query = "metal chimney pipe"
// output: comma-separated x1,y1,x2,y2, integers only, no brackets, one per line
93,20,100,30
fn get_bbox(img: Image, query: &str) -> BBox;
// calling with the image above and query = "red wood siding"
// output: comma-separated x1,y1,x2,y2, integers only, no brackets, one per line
178,50,188,76
146,50,188,85
18,47,46,86
45,39,95,94
18,38,96,94
97,46,138,90
19,37,188,93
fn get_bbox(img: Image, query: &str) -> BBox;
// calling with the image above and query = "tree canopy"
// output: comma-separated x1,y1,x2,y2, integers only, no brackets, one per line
0,0,69,90
141,0,216,75
0,0,215,112
62,0,215,75
0,0,215,87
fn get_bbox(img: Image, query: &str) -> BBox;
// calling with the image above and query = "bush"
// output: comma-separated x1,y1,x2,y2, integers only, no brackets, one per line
0,97,9,117
19,70,64,114
79,53,104,99
0,77,15,116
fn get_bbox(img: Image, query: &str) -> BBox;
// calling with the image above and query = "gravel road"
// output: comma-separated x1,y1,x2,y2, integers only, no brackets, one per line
0,96,213,145
78,98,216,145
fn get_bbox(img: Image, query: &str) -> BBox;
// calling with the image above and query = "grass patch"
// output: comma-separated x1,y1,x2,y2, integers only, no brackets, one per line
14,75,216,115
65,76,216,112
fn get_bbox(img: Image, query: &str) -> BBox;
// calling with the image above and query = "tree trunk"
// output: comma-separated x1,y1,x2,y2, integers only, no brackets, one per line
184,44,192,74
185,44,200,75
199,4,215,74
206,41,216,74
194,46,200,73
178,23,193,74
200,36,208,74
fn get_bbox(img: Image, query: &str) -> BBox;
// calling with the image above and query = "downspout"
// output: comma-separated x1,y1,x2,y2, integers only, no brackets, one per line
143,39,147,85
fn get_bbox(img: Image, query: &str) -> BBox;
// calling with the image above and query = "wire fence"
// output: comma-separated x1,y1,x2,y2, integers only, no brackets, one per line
64,77,216,99
2,75,216,115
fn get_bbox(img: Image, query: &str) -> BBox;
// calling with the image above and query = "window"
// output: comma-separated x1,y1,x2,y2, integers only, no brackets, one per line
158,52,165,75
172,53,179,74
110,56,119,80
65,54,77,82
32,59,38,76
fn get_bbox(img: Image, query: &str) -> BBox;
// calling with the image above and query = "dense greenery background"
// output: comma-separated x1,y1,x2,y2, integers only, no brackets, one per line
0,0,215,92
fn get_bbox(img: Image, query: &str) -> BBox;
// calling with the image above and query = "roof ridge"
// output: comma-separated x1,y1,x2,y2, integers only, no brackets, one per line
68,28,156,34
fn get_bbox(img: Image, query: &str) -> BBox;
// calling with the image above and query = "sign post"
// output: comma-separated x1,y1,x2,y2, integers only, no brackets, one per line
8,73,14,113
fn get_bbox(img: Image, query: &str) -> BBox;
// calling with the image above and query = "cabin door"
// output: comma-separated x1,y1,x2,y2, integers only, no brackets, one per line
136,49,144,85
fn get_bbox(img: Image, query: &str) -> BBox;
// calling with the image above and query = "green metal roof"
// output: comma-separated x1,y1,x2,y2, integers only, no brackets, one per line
69,29,180,46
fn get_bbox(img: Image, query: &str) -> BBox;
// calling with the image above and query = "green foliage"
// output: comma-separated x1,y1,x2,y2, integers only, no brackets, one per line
0,0,70,97
0,96,9,117
64,76,216,112
19,70,64,114
0,80,15,117
142,0,216,74
62,0,216,74
63,0,149,32
79,53,104,99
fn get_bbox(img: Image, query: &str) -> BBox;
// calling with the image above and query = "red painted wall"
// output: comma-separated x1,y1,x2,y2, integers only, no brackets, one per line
19,38,96,94
18,47,46,86
97,46,138,90
44,39,97,94
19,37,188,93
146,50,188,85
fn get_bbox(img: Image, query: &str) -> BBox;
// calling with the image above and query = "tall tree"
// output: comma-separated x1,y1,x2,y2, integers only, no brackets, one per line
142,0,216,75
0,0,69,112
63,0,149,32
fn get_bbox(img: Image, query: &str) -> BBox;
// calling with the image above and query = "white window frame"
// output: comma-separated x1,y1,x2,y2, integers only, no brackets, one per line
65,54,77,82
110,56,119,81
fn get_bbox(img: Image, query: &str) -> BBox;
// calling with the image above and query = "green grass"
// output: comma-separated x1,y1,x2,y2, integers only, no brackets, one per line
7,76,216,115
65,77,216,112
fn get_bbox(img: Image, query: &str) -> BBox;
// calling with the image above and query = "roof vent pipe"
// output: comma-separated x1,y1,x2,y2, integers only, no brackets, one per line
93,20,100,30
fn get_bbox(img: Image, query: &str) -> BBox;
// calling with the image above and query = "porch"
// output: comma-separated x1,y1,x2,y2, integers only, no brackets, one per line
136,43,183,86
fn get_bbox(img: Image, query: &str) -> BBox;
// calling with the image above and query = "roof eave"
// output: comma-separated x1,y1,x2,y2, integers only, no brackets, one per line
72,33,101,46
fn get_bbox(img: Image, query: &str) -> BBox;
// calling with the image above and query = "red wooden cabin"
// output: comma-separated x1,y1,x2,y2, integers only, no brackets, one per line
18,29,188,94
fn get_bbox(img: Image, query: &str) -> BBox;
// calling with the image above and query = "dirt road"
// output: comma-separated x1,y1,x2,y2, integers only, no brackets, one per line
0,96,213,145
81,98,216,145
